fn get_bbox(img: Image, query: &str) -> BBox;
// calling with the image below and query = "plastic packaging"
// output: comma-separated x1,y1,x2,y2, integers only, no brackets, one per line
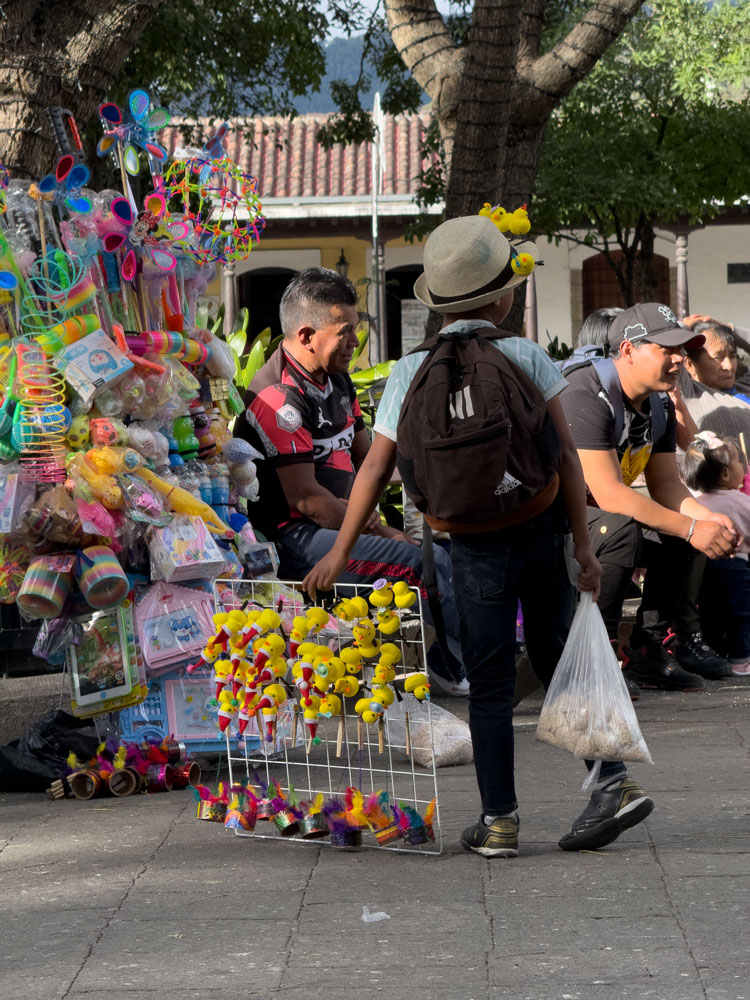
134,579,215,671
147,513,226,582
536,591,652,764
386,698,473,769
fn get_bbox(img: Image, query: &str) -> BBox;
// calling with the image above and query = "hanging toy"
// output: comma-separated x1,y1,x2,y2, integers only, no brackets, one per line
392,581,416,609
404,672,431,701
368,579,394,608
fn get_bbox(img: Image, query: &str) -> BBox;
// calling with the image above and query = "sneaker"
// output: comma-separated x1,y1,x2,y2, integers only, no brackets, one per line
671,632,732,679
558,777,654,852
427,667,470,697
610,639,640,701
426,643,469,697
730,661,750,676
461,814,519,857
622,643,704,692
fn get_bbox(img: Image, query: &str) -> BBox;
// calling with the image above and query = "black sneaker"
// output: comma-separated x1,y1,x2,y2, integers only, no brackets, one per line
622,643,704,692
461,814,519,858
558,777,654,851
671,632,732,679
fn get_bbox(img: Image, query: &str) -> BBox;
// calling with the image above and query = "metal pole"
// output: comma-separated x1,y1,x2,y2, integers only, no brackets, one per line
222,260,236,336
675,232,689,320
524,271,538,342
371,93,385,363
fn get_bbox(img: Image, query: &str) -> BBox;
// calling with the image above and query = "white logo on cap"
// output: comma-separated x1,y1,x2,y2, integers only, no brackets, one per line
624,323,648,342
658,305,676,324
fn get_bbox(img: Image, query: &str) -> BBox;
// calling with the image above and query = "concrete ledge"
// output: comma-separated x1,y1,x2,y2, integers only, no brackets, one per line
0,673,71,745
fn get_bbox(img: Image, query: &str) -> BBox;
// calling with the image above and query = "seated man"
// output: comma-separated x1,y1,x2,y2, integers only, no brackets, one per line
232,267,467,695
561,302,738,689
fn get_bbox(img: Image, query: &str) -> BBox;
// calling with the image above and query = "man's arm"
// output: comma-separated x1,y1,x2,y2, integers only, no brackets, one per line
546,397,601,597
350,427,371,470
579,448,736,556
302,433,398,597
277,463,381,533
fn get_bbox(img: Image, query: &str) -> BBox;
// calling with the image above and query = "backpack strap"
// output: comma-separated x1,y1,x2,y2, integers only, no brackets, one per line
591,358,626,449
408,324,505,355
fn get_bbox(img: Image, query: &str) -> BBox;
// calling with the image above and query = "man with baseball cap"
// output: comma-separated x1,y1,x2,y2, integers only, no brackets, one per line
303,214,660,859
561,301,738,694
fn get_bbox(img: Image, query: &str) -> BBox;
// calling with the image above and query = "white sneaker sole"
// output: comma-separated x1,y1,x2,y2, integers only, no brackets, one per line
468,845,518,858
427,669,469,697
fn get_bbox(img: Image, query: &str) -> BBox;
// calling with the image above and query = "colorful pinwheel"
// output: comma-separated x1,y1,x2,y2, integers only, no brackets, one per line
97,88,170,176
37,156,92,214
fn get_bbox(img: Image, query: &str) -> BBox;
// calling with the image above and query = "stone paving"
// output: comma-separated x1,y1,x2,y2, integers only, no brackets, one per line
1,678,749,1000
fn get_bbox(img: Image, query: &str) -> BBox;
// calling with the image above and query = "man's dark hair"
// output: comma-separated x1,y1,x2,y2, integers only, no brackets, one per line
576,307,623,351
279,268,358,339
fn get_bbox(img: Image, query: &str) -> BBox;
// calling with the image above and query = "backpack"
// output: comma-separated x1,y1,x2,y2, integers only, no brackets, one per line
558,351,667,449
396,327,561,533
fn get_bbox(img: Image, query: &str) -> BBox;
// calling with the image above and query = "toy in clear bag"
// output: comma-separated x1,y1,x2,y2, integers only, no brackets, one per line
117,471,171,525
536,591,652,769
33,615,83,666
21,484,83,547
134,579,215,672
0,541,28,603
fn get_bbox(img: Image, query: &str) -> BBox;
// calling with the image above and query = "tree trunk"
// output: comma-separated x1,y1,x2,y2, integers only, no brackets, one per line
635,216,659,302
443,0,523,219
0,0,165,179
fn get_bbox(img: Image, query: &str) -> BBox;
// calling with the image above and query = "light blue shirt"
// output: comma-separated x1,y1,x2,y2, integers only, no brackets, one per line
374,320,567,442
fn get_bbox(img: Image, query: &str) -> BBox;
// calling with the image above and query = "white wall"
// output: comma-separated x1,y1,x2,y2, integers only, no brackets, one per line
234,248,321,277
686,224,750,327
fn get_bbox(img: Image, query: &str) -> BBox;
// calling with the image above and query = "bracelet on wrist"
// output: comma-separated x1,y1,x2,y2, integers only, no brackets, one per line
686,518,697,543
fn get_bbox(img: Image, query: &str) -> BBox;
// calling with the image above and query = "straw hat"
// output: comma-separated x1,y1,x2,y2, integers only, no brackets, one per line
414,215,540,313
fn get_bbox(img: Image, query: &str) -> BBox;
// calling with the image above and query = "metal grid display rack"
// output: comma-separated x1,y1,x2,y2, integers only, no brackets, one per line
210,577,442,855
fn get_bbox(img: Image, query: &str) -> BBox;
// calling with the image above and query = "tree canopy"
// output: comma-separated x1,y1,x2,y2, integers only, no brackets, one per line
532,0,750,304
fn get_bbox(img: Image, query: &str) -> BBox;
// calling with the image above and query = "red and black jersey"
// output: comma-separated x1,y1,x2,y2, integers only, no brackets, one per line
233,346,365,539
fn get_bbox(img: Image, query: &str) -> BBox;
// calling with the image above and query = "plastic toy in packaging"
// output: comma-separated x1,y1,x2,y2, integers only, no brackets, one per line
148,513,225,582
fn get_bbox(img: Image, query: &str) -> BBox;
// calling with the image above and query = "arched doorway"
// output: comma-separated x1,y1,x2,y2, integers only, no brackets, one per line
385,265,426,358
582,251,670,316
238,267,297,344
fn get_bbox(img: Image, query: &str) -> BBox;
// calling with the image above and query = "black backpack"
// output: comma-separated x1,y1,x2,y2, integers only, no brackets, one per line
396,327,561,533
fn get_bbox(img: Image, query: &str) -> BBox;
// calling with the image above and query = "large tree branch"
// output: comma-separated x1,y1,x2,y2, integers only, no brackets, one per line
515,0,645,122
518,0,546,67
384,0,464,158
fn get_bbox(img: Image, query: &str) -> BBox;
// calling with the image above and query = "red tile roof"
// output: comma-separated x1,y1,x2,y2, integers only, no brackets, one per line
161,110,433,200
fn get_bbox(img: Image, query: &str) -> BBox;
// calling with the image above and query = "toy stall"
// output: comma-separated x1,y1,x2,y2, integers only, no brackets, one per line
0,93,442,852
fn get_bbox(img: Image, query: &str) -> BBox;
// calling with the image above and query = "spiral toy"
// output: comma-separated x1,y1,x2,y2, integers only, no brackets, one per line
17,556,74,618
75,545,129,610
14,340,67,483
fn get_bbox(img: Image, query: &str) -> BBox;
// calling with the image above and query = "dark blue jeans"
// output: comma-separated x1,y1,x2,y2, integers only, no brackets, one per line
701,556,750,662
450,502,626,816
276,520,464,670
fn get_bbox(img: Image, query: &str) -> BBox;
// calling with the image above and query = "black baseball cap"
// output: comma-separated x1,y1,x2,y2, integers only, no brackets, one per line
607,303,706,353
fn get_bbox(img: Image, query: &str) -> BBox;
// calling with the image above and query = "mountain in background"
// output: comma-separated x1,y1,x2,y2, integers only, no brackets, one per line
291,35,427,113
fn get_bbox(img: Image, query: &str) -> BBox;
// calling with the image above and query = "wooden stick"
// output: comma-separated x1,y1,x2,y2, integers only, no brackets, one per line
336,717,344,757
405,712,411,757
291,704,300,747
740,432,748,466
378,716,384,754
357,716,363,751
37,201,52,317
306,732,312,756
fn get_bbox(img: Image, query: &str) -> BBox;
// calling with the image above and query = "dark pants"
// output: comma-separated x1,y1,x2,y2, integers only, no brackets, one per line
276,520,464,670
701,557,750,663
586,508,705,646
450,503,625,816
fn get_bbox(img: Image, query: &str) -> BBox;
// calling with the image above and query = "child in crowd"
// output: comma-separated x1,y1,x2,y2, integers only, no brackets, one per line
682,431,750,675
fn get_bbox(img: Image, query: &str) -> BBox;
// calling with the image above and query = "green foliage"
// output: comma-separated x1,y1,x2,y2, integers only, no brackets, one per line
545,334,573,361
533,0,750,289
112,0,369,140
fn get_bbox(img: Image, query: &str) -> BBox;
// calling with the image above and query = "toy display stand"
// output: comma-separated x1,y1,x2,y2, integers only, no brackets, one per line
212,578,442,855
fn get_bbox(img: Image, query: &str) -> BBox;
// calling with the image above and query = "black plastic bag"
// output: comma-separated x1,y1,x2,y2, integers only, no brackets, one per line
0,709,100,792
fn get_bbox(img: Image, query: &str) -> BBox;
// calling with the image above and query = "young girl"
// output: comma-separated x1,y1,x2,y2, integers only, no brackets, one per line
682,431,750,675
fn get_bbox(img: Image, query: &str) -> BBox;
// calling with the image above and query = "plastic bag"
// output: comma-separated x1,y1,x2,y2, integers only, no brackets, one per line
536,591,651,764
386,697,473,768
0,709,100,792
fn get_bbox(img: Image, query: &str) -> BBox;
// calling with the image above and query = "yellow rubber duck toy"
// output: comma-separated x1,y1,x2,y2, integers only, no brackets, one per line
288,615,312,658
352,620,381,660
404,672,431,701
376,608,400,635
211,658,232,699
373,662,396,686
507,205,531,235
354,695,382,726
368,579,394,608
333,674,360,697
511,252,535,276
340,647,363,675
303,694,322,743
370,685,395,710
332,595,369,621
305,606,329,634
392,581,416,609
378,643,402,668
318,693,342,718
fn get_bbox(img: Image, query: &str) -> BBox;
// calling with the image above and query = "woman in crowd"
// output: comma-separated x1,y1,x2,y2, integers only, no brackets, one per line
679,318,750,447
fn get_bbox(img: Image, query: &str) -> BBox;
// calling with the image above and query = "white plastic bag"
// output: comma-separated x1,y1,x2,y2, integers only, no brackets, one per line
386,697,473,768
536,591,651,765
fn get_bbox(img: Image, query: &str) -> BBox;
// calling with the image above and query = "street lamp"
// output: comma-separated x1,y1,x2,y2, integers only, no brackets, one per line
335,249,349,278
